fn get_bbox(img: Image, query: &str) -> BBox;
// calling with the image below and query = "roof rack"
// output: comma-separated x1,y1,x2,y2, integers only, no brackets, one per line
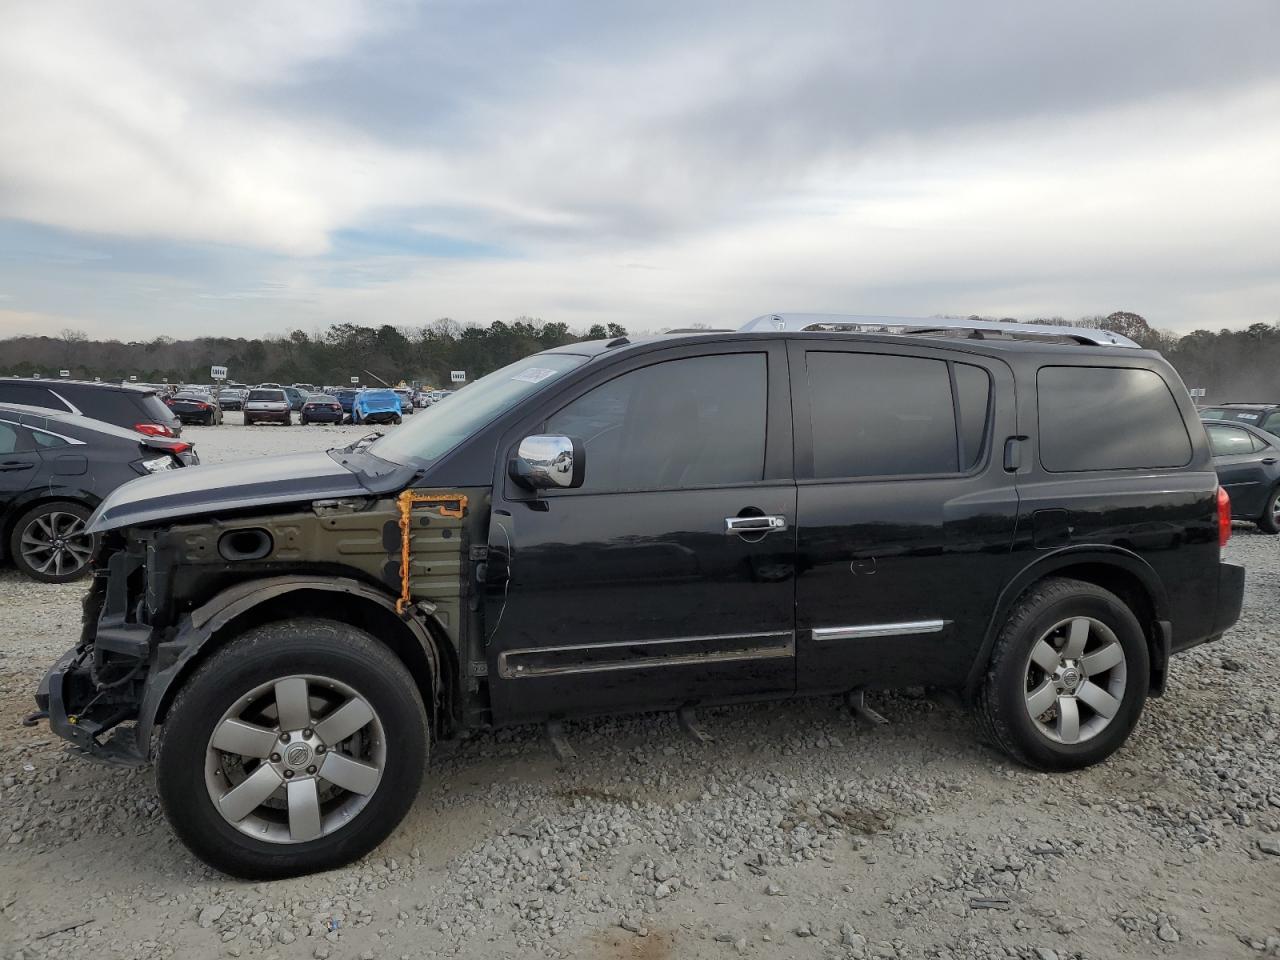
739,313,1140,348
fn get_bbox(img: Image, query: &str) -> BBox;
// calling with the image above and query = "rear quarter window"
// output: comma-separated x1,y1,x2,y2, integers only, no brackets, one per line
1037,366,1192,472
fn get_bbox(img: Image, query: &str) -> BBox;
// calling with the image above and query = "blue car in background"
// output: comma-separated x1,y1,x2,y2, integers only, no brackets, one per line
351,388,403,425
332,389,358,418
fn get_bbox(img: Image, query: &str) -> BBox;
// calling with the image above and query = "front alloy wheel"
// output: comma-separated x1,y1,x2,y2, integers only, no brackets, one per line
157,619,427,878
206,674,385,843
10,501,96,582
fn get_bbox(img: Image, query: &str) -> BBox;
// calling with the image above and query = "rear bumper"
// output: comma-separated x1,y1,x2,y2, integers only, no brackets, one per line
1169,561,1245,656
245,408,289,421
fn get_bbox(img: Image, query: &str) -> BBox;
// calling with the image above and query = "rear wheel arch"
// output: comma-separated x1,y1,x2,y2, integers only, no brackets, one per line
967,550,1167,698
149,582,459,746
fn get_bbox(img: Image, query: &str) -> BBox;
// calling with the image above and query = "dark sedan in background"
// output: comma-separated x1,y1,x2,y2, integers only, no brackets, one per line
167,390,223,426
1205,418,1280,533
0,403,195,581
299,394,344,424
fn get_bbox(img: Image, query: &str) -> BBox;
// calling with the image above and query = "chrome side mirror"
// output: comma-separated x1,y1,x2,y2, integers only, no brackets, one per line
509,435,585,490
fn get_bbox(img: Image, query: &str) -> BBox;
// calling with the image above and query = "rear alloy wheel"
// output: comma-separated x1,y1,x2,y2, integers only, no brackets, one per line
9,500,97,583
977,577,1148,770
157,619,427,878
1258,486,1280,534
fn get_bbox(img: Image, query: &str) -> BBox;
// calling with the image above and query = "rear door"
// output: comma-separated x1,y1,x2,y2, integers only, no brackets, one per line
1207,423,1270,517
483,342,797,723
0,420,40,509
790,341,1020,691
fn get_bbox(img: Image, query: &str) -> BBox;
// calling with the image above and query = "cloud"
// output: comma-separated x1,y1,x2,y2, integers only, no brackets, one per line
0,0,1278,335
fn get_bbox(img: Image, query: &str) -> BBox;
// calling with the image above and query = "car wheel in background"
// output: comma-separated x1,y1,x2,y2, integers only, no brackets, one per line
1259,486,1280,534
244,416,254,426
976,577,1148,772
155,619,427,879
9,500,98,583
392,415,402,425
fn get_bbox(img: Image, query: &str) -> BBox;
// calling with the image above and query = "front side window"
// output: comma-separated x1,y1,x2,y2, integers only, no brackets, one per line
544,353,768,493
1038,366,1191,472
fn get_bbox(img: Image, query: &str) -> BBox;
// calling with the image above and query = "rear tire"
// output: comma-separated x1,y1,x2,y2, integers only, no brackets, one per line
156,619,428,879
9,500,97,583
392,415,402,425
1258,486,1280,534
244,416,254,426
976,577,1148,771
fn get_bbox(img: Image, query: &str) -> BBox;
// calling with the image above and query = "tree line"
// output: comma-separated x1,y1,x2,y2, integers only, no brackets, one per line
0,311,1276,401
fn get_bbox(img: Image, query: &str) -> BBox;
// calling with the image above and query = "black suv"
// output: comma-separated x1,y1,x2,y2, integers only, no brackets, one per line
0,378,181,438
32,315,1244,878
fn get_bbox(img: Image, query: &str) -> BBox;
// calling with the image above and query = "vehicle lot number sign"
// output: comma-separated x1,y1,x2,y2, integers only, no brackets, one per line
210,365,228,380
450,370,466,383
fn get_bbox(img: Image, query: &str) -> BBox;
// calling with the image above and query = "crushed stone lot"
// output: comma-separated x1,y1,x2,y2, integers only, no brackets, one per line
2,415,1278,959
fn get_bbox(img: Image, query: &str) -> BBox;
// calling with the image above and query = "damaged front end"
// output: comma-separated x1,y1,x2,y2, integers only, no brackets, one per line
36,538,154,763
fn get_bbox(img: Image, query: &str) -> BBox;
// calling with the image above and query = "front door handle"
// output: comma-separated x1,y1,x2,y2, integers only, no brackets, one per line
725,515,787,534
1263,457,1277,465
0,460,34,472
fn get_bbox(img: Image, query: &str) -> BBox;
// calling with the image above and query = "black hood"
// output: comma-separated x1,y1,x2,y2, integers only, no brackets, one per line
86,450,414,534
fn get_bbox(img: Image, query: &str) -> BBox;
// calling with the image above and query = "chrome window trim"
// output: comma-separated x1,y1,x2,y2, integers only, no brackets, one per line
811,620,946,641
499,630,794,680
48,389,83,415
0,417,86,446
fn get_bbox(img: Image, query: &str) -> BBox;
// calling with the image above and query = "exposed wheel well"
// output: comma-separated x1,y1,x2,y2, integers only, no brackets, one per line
995,562,1165,696
153,590,459,738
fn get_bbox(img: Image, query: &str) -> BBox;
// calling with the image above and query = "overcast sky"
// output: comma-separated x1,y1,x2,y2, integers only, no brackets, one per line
1,1,1278,340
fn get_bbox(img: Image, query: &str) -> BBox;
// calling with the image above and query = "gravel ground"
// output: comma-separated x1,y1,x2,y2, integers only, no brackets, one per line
2,415,1278,959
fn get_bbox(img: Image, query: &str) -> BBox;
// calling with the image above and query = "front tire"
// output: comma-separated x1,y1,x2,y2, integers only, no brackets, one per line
1258,486,1280,534
156,619,427,879
977,577,1148,771
392,415,402,425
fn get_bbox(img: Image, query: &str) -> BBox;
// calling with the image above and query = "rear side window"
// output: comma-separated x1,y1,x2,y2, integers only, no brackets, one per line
1206,424,1256,456
0,383,64,411
0,422,18,454
806,352,990,479
1038,366,1191,472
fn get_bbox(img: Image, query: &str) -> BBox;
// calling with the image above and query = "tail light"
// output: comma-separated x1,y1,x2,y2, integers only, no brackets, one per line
135,422,176,438
1217,486,1232,547
167,441,192,455
194,401,209,410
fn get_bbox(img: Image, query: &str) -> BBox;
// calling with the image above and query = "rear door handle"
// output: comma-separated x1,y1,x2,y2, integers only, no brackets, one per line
1263,457,1277,465
0,460,34,471
725,515,787,534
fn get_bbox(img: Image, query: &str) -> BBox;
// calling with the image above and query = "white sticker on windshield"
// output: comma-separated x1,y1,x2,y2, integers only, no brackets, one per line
512,367,558,384
1237,413,1260,421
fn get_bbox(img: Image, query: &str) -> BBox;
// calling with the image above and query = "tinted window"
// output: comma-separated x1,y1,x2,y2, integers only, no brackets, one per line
248,390,285,401
0,384,62,410
954,363,991,470
807,352,958,478
1262,412,1280,434
0,423,17,454
1038,367,1191,472
1201,407,1266,426
546,354,767,493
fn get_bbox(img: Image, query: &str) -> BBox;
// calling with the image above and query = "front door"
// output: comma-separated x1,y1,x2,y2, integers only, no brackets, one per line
789,341,1020,692
484,343,796,724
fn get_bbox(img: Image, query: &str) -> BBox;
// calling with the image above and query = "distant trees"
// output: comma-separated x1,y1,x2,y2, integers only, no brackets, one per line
0,317,626,387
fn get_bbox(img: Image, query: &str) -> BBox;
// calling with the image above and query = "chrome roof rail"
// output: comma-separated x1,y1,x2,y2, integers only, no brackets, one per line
739,313,1140,348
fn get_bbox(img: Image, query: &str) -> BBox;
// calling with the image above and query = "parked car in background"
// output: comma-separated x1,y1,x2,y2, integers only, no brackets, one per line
332,388,358,419
393,388,415,415
242,388,292,426
167,390,223,426
0,378,180,438
282,387,306,412
293,383,316,395
1204,418,1280,532
1199,403,1280,439
0,402,195,582
217,387,247,411
300,394,344,424
351,388,403,425
34,314,1243,879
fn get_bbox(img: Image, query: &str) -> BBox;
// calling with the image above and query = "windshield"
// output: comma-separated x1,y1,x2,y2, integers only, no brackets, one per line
370,353,588,464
